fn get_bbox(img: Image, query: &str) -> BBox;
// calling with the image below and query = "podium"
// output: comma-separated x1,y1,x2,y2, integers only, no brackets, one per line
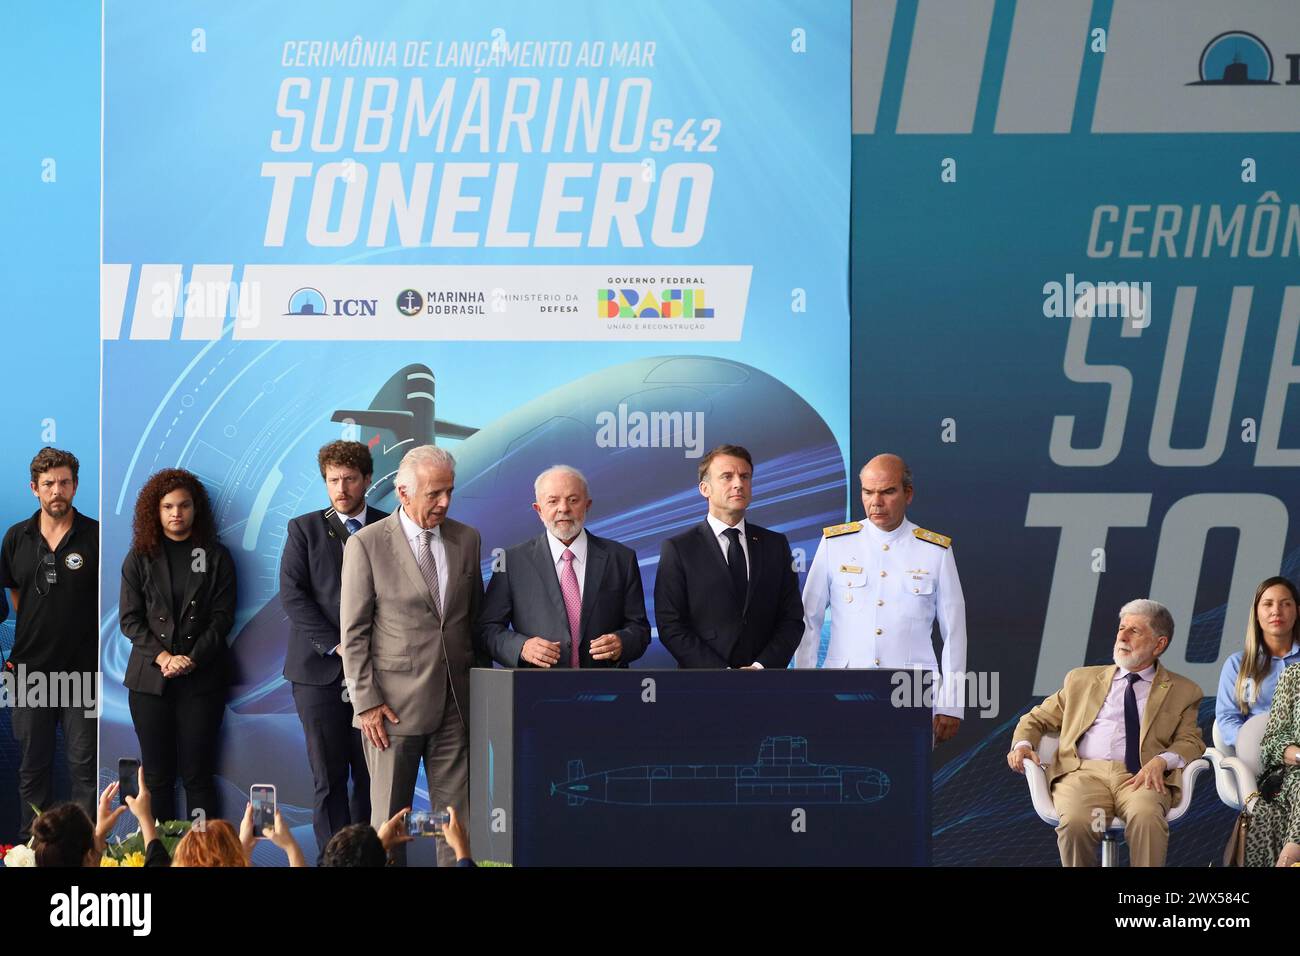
470,668,931,866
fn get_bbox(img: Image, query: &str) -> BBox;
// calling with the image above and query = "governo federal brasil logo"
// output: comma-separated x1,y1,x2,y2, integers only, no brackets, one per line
1189,31,1300,86
597,286,714,319
285,286,378,317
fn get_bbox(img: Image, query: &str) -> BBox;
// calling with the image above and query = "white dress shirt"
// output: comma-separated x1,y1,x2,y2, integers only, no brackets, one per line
545,529,588,600
339,503,368,528
398,505,448,615
704,513,761,669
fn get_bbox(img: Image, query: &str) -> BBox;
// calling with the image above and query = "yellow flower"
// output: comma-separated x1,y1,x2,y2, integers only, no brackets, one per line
100,856,120,867
124,851,146,868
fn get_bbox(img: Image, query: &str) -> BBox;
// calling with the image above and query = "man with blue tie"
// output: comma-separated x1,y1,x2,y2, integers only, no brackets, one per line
280,441,387,862
1007,599,1205,867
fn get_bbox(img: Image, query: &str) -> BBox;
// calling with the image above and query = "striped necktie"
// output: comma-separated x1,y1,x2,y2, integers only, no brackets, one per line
417,529,442,618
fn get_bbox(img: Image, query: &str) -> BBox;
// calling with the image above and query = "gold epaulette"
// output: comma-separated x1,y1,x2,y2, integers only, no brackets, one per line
822,521,861,538
913,527,951,549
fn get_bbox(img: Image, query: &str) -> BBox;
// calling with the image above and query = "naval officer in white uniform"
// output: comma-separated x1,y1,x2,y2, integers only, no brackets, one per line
795,454,968,742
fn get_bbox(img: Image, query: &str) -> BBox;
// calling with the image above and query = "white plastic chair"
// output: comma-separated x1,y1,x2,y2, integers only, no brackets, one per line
1211,718,1232,754
1204,718,1238,808
1212,713,1270,811
1023,732,1210,866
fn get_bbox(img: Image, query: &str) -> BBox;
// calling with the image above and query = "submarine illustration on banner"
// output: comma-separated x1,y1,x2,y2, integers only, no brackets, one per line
224,354,843,770
550,736,891,807
330,363,478,500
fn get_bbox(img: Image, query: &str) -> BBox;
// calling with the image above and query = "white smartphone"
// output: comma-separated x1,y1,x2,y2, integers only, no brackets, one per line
250,783,276,835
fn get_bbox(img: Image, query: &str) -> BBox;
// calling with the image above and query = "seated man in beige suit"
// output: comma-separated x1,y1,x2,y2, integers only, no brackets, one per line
340,444,485,866
1007,599,1204,867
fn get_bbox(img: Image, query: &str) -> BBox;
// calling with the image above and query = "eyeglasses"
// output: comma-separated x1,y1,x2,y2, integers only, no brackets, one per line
34,553,57,597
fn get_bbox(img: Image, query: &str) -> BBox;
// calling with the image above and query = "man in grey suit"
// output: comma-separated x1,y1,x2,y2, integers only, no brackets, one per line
480,465,650,668
340,444,485,865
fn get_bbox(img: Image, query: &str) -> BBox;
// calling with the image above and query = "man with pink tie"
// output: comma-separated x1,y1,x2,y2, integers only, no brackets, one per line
1007,599,1205,866
479,465,650,669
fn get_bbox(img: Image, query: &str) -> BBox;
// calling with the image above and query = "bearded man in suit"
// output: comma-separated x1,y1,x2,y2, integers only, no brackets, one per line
480,465,649,669
280,440,388,861
1008,599,1205,867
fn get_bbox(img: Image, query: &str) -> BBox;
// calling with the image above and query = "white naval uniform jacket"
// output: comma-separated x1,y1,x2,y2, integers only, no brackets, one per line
795,517,968,718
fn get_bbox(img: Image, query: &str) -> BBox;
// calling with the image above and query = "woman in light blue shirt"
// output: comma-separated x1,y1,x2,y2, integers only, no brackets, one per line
1215,576,1300,748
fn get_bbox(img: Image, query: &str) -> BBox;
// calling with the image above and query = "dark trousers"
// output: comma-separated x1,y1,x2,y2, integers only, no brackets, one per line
291,679,371,863
11,694,97,840
128,677,225,824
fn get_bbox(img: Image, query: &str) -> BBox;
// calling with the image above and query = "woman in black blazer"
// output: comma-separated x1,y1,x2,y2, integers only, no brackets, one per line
120,468,236,824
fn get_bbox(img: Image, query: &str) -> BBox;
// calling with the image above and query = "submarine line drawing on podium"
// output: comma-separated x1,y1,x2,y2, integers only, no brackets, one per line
552,735,891,807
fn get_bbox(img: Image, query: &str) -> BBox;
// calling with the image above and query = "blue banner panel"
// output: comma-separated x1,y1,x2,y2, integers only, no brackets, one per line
851,0,1300,865
98,0,850,861
0,1,100,844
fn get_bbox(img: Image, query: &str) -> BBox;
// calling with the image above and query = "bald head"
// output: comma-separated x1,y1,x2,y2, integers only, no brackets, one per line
862,454,911,487
859,454,914,532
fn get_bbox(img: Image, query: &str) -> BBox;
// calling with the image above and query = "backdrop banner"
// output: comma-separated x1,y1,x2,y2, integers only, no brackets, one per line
99,0,849,862
0,1,100,845
851,0,1300,865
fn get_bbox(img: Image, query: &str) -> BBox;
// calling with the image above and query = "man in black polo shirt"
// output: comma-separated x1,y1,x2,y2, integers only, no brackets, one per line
0,447,99,840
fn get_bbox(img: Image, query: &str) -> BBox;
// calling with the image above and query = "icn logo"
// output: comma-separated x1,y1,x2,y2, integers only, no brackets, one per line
1190,31,1276,85
285,287,327,316
397,289,424,317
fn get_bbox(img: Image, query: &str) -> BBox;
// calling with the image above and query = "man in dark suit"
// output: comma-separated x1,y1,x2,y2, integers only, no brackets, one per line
655,444,804,669
481,465,649,668
280,440,385,862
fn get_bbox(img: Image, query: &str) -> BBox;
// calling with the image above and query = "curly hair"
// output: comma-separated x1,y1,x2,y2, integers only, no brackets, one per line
29,447,80,485
171,820,248,867
317,440,374,478
321,823,387,867
31,803,96,867
130,468,217,557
